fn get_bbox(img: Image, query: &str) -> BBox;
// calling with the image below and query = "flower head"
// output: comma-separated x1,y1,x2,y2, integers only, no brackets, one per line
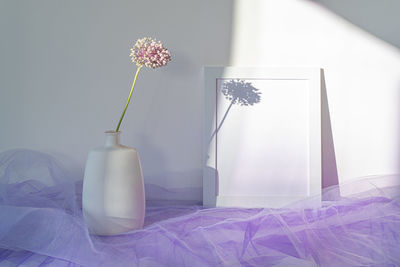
130,37,171,69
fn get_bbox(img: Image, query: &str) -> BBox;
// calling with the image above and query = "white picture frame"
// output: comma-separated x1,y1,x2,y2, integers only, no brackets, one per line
203,67,321,208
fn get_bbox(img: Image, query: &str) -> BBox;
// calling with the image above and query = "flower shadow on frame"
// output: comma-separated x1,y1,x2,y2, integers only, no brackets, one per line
209,79,261,143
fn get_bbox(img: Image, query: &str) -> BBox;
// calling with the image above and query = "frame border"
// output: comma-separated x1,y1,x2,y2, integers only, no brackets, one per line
203,67,322,208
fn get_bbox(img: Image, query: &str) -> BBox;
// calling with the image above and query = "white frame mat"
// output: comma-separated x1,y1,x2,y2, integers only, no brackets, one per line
203,67,322,208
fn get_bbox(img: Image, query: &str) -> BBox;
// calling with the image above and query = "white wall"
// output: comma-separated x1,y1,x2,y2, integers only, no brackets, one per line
0,0,233,194
1,0,400,200
230,0,400,183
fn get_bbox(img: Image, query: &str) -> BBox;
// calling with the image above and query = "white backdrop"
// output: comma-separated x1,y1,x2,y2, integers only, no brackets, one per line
1,0,400,201
0,0,233,198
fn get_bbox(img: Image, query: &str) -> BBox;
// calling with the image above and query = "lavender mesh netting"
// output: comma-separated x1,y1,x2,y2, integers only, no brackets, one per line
0,149,399,266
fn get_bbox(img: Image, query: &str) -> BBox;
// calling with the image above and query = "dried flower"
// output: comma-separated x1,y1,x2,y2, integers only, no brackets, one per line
115,37,172,132
130,37,171,69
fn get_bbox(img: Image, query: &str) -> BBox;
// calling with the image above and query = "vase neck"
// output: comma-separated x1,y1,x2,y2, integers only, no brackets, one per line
104,131,120,147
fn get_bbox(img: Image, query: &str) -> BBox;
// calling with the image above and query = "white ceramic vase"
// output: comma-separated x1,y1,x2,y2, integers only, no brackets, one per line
82,130,145,235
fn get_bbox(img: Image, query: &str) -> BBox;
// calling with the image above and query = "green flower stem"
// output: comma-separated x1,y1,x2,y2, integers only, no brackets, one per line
115,65,143,132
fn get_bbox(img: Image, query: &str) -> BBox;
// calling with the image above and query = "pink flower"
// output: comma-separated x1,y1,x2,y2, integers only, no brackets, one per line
115,38,172,132
130,37,171,69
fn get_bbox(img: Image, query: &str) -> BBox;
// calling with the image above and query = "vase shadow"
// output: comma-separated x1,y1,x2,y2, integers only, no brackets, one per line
202,166,218,207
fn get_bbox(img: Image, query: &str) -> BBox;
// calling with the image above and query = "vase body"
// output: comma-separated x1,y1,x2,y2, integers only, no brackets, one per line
82,131,145,235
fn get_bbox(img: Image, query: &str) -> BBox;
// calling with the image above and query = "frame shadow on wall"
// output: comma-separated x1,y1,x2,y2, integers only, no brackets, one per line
321,70,339,196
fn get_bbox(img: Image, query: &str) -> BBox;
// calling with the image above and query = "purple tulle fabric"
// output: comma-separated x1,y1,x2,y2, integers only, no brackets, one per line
1,150,400,266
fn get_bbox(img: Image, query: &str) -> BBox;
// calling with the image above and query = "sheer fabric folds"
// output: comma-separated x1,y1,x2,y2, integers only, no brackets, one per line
0,150,399,266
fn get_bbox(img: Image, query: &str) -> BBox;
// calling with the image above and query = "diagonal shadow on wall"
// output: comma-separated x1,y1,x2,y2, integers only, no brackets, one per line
311,0,400,49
